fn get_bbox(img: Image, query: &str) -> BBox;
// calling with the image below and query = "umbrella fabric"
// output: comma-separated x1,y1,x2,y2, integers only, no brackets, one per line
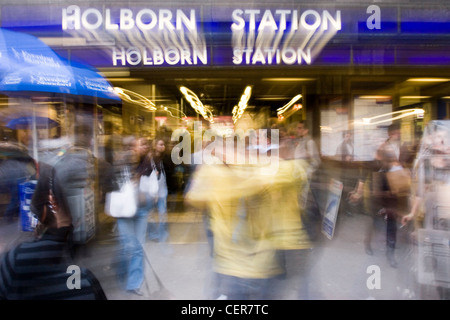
0,28,120,102
6,116,59,130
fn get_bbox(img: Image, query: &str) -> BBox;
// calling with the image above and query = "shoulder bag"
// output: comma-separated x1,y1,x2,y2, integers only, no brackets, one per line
105,168,138,218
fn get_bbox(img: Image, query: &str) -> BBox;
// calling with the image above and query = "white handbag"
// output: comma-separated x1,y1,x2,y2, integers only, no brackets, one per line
147,170,159,198
139,174,150,193
139,158,160,198
105,181,138,218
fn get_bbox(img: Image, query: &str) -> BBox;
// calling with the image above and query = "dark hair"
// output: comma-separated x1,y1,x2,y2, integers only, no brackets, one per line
388,123,400,134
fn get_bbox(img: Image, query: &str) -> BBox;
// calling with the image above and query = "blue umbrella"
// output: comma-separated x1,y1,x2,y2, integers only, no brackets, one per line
0,28,120,102
6,116,59,130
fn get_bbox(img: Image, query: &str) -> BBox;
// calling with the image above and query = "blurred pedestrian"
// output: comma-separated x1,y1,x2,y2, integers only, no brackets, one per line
139,138,169,242
114,136,152,296
185,131,284,300
268,139,320,300
334,130,361,217
293,120,321,179
364,123,411,268
0,157,106,299
336,130,354,162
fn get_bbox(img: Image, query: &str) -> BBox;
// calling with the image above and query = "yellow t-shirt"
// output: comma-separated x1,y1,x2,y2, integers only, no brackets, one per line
265,159,313,250
185,158,312,279
185,162,282,279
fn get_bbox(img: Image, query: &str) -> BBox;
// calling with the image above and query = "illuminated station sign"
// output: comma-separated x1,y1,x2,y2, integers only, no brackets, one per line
1,3,450,68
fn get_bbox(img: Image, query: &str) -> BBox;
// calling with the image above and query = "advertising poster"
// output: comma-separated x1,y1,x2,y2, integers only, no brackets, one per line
322,179,343,240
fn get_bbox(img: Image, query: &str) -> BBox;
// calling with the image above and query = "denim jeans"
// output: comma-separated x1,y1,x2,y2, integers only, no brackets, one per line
142,194,168,242
211,273,277,300
116,207,149,291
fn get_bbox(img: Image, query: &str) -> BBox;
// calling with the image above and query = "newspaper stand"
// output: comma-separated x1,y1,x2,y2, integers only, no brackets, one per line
413,121,450,296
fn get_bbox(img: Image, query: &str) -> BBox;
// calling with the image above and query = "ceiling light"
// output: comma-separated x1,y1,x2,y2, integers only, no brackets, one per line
358,95,392,99
262,78,315,82
100,71,131,78
400,96,431,99
407,78,450,82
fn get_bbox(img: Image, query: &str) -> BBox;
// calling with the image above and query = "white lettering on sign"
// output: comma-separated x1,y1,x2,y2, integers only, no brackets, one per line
58,6,379,67
62,5,197,32
62,5,207,67
231,8,341,65
112,46,207,66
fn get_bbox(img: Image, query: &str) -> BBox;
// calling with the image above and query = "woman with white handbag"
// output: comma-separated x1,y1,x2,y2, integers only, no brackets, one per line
113,136,153,296
137,138,169,243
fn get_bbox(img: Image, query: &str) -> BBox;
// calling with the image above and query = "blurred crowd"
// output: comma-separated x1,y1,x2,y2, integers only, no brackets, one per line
0,118,449,300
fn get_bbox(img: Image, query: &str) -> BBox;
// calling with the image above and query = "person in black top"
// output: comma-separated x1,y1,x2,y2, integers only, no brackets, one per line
0,161,106,300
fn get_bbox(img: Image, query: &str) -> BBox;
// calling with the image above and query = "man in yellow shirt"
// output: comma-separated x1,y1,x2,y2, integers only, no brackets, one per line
185,129,316,300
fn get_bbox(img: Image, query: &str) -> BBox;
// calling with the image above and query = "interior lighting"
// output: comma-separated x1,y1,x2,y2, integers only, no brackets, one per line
359,108,425,126
262,78,315,82
113,87,157,111
232,86,252,123
179,86,214,123
277,94,302,116
406,78,450,82
400,96,431,99
358,95,392,100
99,71,131,78
160,105,187,120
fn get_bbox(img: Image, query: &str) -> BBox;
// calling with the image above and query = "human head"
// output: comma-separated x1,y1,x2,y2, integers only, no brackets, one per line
153,138,166,156
133,137,150,157
296,121,308,138
343,130,352,140
74,124,93,148
17,129,32,147
387,123,401,141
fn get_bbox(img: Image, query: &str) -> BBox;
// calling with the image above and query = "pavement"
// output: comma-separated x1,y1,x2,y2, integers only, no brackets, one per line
0,205,442,301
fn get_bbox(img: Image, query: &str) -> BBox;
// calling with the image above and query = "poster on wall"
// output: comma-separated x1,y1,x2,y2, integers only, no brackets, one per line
322,178,343,240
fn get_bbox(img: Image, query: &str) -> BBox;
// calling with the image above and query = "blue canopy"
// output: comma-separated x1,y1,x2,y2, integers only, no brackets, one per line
0,28,120,102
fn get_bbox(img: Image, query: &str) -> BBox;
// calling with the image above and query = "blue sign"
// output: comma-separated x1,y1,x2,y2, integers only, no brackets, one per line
0,3,449,68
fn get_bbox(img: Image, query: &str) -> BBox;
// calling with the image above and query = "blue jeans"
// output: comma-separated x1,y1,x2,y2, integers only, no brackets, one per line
116,207,149,291
211,273,277,300
142,194,168,242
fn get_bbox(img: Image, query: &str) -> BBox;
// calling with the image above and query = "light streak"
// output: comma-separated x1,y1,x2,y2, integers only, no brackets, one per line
358,108,425,126
232,86,252,123
179,86,214,123
161,105,187,120
277,94,302,116
113,87,157,111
